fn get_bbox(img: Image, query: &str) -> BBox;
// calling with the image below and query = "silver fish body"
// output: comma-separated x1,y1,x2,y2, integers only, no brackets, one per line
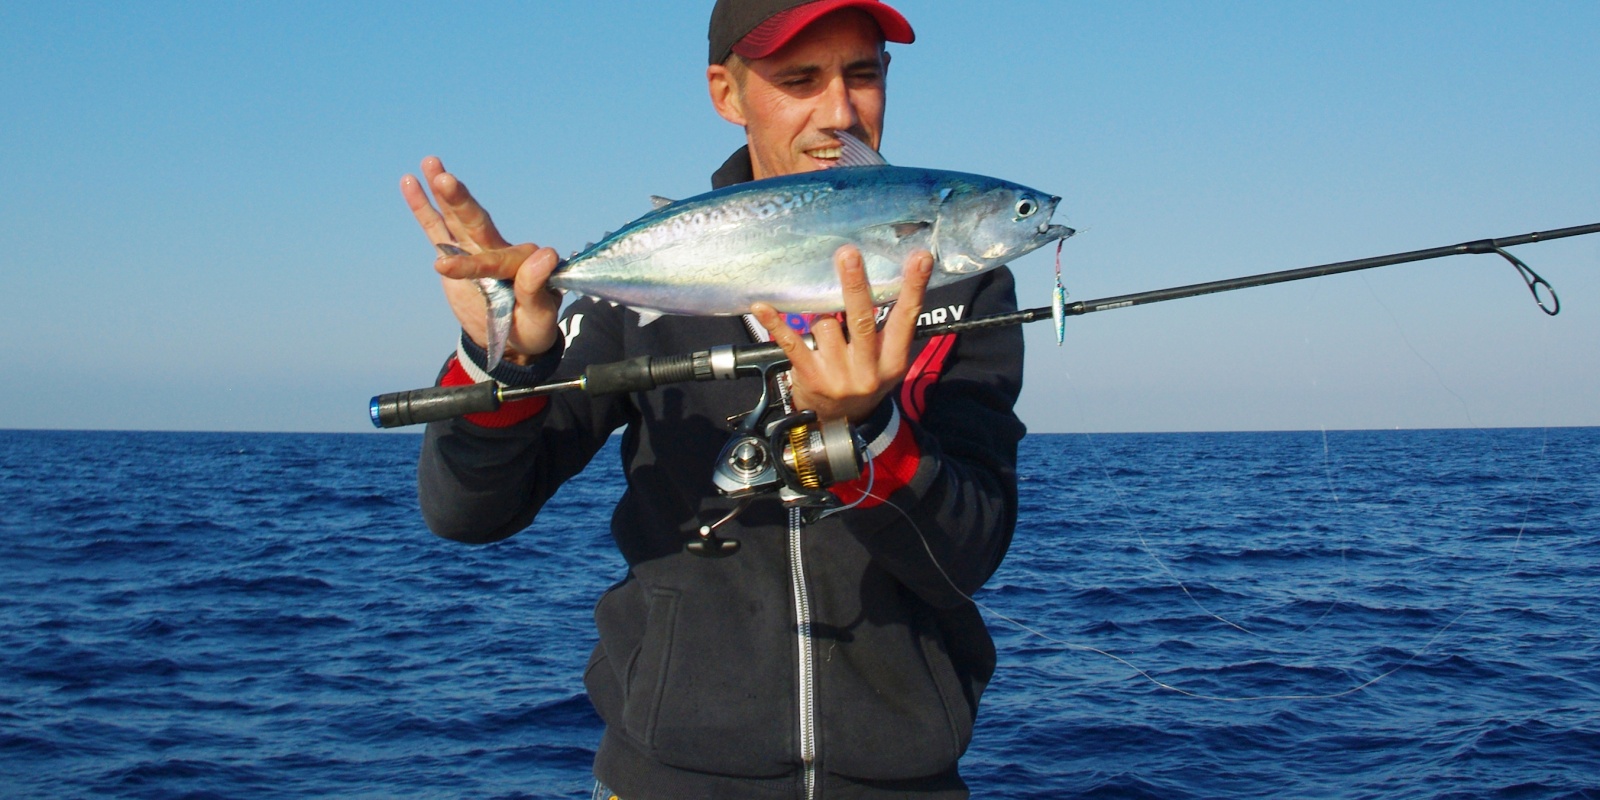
545,165,1071,316
470,135,1069,368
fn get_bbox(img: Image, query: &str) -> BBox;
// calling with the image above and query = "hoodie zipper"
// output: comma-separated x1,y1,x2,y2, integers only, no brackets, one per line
789,504,817,799
744,314,818,799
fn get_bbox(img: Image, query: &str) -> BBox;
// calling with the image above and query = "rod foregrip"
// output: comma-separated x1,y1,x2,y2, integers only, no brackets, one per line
369,382,502,429
583,351,727,394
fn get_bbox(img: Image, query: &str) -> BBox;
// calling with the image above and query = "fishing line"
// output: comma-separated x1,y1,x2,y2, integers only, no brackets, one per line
1353,267,1551,574
1071,430,1256,636
864,486,1449,702
1285,280,1350,642
1035,242,1262,636
1357,272,1482,427
1299,425,1347,639
1277,273,1346,633
1284,284,1557,692
912,252,1561,700
1033,338,1266,637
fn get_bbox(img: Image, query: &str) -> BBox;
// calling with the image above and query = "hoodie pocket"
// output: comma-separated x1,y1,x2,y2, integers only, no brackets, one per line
621,586,680,747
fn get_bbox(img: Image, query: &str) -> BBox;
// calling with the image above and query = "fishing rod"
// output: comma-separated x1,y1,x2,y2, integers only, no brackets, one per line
371,220,1596,556
371,220,1597,430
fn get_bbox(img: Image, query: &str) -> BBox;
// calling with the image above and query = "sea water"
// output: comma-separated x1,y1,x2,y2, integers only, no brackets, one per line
2,428,1597,798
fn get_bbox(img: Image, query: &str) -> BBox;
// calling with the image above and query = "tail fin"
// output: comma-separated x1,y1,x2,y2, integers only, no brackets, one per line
435,242,516,371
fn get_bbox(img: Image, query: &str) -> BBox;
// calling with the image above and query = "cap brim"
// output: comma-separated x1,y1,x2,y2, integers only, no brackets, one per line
732,0,914,61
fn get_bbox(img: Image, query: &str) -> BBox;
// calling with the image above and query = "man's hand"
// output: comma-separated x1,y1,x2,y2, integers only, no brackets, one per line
752,246,933,424
401,156,563,363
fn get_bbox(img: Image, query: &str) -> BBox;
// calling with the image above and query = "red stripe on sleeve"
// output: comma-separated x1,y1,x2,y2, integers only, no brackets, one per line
829,418,921,508
899,333,956,422
439,357,548,427
829,333,958,506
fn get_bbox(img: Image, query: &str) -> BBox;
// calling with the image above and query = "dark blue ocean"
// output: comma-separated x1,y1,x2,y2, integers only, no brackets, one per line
2,428,1597,799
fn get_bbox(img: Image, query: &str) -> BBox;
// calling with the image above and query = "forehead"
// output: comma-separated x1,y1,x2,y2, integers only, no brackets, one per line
752,10,886,72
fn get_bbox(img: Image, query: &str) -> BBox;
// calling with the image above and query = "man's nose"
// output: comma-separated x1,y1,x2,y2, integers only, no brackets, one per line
817,74,859,132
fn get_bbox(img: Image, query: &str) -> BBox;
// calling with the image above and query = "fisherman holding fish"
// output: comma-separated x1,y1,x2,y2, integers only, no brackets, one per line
400,2,1040,797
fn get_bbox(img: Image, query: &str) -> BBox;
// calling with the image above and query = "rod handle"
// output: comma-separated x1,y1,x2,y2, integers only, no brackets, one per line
583,352,709,394
369,382,501,429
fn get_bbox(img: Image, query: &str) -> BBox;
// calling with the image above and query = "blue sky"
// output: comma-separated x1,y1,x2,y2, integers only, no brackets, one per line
2,1,1595,433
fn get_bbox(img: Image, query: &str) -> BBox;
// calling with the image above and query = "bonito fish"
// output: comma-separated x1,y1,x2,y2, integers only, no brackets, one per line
470,132,1072,368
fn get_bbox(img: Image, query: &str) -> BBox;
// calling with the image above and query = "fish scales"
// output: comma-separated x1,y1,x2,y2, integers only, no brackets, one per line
469,132,1071,368
548,166,1059,316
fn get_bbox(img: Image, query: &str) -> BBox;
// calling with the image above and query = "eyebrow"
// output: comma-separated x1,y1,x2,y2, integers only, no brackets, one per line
771,64,823,81
770,57,884,81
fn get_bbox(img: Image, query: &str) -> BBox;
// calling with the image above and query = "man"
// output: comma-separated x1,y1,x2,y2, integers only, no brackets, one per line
400,1,1025,796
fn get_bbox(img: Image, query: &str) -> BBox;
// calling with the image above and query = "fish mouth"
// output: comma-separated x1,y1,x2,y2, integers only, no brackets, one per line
1041,223,1075,241
1036,195,1070,240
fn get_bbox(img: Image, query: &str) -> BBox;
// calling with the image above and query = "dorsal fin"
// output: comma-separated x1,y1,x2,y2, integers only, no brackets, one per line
836,130,889,167
650,195,675,209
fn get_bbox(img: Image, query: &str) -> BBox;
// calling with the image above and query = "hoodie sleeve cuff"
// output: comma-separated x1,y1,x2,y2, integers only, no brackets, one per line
456,332,565,387
438,333,564,428
829,400,920,508
852,397,898,458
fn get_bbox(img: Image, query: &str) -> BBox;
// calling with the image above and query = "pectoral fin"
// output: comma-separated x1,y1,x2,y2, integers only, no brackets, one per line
891,221,931,239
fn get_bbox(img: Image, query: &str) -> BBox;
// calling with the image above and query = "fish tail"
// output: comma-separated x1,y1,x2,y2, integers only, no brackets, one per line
476,277,515,370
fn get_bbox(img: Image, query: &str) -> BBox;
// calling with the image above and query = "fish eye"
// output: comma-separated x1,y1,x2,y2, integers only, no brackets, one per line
1015,198,1037,218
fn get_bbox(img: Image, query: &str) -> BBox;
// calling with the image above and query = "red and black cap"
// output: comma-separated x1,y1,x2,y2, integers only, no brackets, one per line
709,0,914,65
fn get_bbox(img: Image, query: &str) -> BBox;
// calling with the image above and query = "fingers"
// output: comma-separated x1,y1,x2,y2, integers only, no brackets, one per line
406,156,564,361
401,156,511,252
434,243,538,282
439,246,564,360
512,246,563,306
429,168,509,251
879,250,933,360
836,247,880,339
751,302,810,359
401,173,453,246
509,247,564,359
832,245,884,375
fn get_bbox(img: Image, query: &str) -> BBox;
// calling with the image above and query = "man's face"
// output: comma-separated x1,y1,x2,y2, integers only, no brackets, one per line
708,10,889,179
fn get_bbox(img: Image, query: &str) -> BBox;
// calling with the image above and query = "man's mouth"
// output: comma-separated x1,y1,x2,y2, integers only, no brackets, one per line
805,145,843,163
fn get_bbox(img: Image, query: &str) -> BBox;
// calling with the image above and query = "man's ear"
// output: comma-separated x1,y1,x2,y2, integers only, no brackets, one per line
707,64,748,126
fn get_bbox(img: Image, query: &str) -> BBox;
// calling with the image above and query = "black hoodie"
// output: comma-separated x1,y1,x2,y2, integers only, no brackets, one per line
417,149,1025,799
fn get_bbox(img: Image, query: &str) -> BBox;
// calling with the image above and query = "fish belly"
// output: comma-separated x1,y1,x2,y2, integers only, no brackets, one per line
547,172,947,315
551,228,920,315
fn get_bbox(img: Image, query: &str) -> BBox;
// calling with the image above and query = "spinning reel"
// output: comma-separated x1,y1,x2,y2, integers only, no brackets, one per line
689,360,863,558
